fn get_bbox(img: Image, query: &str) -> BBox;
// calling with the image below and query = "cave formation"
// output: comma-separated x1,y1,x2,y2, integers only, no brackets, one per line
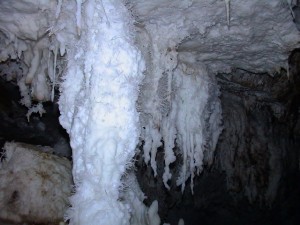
0,1,300,225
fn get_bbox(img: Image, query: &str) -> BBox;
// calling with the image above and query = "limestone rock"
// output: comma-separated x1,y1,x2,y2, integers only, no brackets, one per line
0,142,72,224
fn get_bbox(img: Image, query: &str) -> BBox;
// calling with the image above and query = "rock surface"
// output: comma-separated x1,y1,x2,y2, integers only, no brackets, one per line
0,73,71,159
0,142,73,224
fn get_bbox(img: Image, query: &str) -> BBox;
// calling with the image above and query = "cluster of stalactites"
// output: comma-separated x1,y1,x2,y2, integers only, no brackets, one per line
0,0,79,117
138,40,223,193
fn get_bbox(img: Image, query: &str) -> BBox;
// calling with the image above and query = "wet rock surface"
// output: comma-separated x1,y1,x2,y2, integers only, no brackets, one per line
136,50,300,225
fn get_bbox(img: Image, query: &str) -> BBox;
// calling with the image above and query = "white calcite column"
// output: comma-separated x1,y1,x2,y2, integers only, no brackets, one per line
59,1,144,224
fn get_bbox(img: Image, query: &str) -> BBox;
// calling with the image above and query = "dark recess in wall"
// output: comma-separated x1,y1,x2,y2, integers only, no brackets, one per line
0,74,71,159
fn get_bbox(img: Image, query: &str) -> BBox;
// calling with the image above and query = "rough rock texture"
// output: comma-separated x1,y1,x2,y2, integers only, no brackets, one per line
128,0,300,73
216,67,300,206
0,142,73,224
135,50,300,225
0,1,300,224
0,74,71,159
0,0,70,104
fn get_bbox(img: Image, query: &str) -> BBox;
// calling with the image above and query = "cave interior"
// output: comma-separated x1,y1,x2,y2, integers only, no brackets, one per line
0,0,300,225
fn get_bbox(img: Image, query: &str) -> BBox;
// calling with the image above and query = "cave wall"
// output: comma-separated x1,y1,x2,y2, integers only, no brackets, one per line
216,67,300,206
0,72,71,159
135,50,300,225
0,1,300,224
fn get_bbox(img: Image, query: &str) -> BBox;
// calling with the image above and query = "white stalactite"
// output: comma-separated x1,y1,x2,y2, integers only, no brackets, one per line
224,0,231,26
75,0,82,36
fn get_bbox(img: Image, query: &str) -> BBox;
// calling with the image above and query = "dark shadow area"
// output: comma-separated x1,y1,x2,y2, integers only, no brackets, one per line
0,73,71,159
135,49,300,225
